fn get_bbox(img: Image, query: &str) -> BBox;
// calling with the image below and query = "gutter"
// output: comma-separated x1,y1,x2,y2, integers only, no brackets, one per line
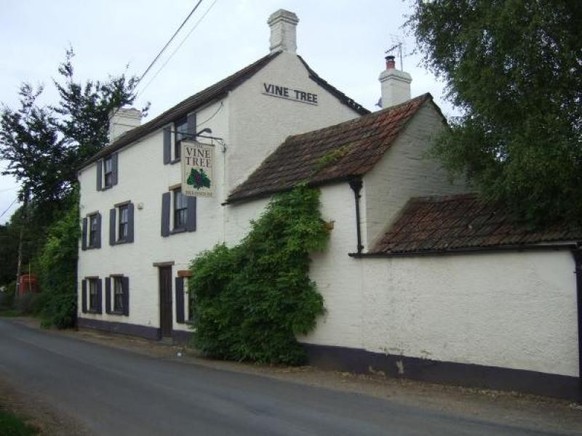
572,247,582,401
349,243,578,258
348,177,364,254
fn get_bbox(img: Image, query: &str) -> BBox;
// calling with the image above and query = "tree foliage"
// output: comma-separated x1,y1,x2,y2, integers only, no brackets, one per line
36,191,80,328
0,48,140,206
408,0,582,224
189,186,329,365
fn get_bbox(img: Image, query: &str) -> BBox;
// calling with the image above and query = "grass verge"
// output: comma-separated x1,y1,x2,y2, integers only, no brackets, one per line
0,409,38,435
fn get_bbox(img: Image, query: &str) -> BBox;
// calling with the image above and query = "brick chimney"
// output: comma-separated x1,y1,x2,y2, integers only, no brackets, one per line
268,9,299,54
379,55,412,108
108,108,142,143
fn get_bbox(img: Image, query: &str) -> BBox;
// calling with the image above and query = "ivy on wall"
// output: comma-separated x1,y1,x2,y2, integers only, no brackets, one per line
188,186,330,365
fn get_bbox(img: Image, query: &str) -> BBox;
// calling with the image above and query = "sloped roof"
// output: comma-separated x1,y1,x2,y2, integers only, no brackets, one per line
371,194,582,255
227,93,434,203
82,51,369,169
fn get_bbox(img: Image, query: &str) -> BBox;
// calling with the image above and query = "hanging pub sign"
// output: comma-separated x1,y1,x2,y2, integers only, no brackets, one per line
181,140,214,197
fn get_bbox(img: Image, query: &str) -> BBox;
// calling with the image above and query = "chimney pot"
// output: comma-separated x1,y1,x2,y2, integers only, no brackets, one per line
379,55,412,108
108,107,142,143
268,9,299,54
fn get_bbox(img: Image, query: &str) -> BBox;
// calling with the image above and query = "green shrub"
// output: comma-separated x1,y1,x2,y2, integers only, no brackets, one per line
189,186,329,365
0,409,38,435
37,195,79,329
14,293,40,315
0,282,16,309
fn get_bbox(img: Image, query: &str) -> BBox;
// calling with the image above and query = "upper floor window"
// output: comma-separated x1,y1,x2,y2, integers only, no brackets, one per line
97,153,118,190
104,156,114,188
82,212,102,250
174,117,188,160
163,113,196,165
109,202,135,245
174,189,188,230
161,187,196,236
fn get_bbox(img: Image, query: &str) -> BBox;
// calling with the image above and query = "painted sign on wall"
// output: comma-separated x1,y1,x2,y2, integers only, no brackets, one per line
181,140,214,197
262,83,318,105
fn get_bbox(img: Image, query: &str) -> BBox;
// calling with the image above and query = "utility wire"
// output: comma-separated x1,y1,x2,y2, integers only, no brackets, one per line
137,0,219,98
0,197,18,220
137,0,205,87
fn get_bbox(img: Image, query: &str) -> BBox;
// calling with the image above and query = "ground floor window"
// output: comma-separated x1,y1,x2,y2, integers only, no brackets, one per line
81,277,102,314
105,275,129,316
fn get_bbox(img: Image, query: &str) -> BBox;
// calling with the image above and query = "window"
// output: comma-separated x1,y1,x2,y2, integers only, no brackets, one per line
163,113,196,164
96,153,118,190
174,190,188,230
104,156,114,188
161,188,196,236
109,202,134,245
82,212,102,250
174,117,188,160
175,276,194,324
105,275,129,316
81,277,102,314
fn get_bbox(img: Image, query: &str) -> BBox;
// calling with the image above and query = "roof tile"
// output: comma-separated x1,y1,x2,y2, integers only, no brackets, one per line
371,194,582,254
228,93,433,203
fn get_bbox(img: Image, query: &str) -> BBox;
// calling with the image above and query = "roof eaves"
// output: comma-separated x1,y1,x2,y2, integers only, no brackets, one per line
297,55,370,116
80,51,282,170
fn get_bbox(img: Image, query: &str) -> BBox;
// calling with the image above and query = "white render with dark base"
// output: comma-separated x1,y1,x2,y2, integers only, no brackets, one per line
77,10,582,400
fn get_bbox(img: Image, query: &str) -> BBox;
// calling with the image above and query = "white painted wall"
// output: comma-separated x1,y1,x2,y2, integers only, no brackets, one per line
363,101,467,250
361,251,579,377
77,49,363,334
78,98,230,332
227,51,362,190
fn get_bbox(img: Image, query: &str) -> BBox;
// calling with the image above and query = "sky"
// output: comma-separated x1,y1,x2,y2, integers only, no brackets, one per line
0,0,452,224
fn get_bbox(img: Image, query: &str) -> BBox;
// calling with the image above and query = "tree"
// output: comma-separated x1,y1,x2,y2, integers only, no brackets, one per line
0,49,141,209
408,0,582,225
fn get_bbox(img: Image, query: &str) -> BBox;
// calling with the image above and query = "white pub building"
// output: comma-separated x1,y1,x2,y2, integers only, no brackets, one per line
78,10,582,400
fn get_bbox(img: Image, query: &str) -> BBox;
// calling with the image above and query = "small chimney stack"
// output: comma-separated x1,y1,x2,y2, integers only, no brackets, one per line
108,108,142,143
268,9,299,54
379,55,412,108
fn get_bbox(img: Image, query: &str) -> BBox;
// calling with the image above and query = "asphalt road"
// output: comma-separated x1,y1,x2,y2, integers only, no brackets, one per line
0,319,569,435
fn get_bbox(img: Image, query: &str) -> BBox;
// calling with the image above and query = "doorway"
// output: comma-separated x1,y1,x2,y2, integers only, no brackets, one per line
158,266,173,338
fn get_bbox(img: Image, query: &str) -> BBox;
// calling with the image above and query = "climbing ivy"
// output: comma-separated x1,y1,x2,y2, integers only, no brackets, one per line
188,186,329,365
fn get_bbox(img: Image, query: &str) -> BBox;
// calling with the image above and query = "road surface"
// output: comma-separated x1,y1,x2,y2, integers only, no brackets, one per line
0,319,574,435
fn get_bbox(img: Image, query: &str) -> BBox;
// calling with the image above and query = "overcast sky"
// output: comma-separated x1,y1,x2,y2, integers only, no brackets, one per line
0,0,452,224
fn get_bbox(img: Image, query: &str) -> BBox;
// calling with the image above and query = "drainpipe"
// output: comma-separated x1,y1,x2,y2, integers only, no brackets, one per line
348,177,364,254
572,247,582,401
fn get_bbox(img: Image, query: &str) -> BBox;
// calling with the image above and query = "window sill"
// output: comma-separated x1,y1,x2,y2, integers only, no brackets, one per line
112,239,133,246
86,309,101,314
170,158,180,165
171,227,187,235
85,245,100,250
109,310,125,316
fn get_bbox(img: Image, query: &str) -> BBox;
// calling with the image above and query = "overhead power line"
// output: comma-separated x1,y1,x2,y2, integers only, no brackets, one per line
137,0,205,86
0,197,18,220
137,0,219,98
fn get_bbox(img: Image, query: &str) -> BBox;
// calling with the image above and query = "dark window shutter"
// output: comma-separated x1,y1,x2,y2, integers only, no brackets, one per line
161,192,171,237
96,160,103,191
163,127,171,164
96,279,103,314
95,213,102,248
109,208,116,246
127,203,135,243
112,153,119,186
81,280,87,313
81,218,88,251
186,196,197,232
187,113,197,137
122,277,130,316
105,277,112,314
175,277,184,324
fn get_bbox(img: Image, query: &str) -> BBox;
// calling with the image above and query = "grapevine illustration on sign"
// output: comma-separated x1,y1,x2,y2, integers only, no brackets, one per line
187,168,211,190
181,140,214,197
